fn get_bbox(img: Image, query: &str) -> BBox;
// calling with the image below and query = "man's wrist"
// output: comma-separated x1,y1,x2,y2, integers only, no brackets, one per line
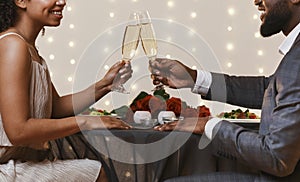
189,69,197,88
191,70,212,95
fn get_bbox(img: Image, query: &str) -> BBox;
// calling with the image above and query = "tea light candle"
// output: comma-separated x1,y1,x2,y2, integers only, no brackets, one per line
133,111,152,124
158,111,176,124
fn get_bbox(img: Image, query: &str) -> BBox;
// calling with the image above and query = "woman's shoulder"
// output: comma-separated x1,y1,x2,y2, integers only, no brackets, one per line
0,31,29,56
0,31,31,67
0,31,26,45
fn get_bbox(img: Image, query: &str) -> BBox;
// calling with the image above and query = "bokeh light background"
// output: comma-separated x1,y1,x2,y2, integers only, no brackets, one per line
36,0,284,116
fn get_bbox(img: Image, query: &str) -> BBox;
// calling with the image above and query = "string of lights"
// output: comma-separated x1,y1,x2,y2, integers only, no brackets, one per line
36,0,284,114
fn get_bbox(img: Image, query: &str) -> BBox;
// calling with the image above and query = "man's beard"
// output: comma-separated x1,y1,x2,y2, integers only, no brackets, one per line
260,0,292,37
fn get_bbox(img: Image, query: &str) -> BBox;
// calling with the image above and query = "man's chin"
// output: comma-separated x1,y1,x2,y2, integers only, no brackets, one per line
260,26,281,37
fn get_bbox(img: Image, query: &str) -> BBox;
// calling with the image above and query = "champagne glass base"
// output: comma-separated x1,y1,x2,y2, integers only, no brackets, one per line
112,85,130,94
151,84,165,91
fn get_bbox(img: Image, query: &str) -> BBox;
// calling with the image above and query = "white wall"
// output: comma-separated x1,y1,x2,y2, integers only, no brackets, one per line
36,0,285,116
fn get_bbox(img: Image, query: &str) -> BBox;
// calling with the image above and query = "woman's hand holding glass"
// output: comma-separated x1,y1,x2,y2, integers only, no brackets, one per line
101,61,133,92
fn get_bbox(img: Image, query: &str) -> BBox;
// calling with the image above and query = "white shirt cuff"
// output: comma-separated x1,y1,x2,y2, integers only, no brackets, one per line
191,70,212,96
204,117,222,140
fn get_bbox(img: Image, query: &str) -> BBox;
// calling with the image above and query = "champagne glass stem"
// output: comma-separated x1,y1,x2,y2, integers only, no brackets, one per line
112,12,140,94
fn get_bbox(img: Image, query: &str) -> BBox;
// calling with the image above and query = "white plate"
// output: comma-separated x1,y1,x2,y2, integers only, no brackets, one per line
224,119,260,123
128,120,159,130
127,119,159,130
78,114,121,120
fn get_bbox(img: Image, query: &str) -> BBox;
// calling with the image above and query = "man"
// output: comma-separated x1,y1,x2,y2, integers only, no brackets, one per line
149,0,300,181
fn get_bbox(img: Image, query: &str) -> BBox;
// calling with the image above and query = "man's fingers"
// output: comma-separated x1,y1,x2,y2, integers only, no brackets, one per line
150,58,173,70
154,121,178,131
151,74,169,86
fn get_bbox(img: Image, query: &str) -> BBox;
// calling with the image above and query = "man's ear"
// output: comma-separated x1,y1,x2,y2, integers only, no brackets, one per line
14,0,27,9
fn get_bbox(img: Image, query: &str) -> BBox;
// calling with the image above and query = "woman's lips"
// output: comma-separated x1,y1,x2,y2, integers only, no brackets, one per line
50,10,63,19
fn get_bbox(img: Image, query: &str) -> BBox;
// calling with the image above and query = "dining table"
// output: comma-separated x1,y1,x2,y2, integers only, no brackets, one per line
51,122,260,182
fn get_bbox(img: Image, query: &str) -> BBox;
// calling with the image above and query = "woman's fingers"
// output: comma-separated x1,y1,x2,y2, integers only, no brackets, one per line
100,116,131,129
119,62,133,79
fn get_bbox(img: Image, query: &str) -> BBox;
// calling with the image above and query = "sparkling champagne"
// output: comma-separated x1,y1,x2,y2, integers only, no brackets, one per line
140,23,157,61
122,25,140,61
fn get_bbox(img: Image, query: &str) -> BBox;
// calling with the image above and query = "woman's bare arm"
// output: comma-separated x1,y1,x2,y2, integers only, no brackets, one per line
0,36,130,147
51,61,132,118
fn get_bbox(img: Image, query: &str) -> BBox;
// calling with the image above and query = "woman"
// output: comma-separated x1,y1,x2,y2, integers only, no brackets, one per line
0,0,132,181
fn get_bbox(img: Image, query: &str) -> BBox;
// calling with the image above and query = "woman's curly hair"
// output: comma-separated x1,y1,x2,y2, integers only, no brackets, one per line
0,0,18,32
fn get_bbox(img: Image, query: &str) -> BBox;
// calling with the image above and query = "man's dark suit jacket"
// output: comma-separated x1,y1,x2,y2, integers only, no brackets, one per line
203,33,300,181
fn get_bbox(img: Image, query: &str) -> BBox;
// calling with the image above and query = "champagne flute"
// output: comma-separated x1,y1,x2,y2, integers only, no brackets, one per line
139,11,157,62
139,11,163,91
112,12,141,94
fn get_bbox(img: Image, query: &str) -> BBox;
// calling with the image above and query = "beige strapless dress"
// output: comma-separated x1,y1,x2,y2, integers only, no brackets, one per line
0,33,101,182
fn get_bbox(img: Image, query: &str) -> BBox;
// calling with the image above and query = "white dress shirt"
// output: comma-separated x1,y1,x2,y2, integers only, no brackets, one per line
193,22,300,140
279,22,300,55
